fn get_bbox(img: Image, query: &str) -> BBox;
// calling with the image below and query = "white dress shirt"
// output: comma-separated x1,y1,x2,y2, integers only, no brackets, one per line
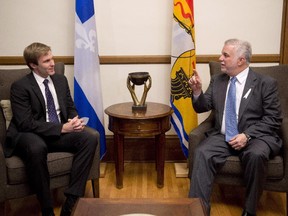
33,72,61,122
220,67,249,134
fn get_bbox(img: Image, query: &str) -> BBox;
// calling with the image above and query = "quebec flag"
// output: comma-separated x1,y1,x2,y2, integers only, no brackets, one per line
74,0,106,158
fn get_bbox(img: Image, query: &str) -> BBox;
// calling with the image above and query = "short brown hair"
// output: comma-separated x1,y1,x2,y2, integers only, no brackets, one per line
23,42,51,69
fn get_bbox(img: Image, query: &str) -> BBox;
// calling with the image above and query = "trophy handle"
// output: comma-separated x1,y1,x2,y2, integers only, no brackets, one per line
139,75,152,105
127,76,140,105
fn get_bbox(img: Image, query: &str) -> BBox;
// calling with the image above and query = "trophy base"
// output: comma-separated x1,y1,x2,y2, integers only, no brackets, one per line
132,104,147,112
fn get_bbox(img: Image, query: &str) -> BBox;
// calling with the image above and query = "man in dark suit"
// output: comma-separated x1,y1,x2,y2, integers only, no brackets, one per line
5,42,99,216
188,39,282,216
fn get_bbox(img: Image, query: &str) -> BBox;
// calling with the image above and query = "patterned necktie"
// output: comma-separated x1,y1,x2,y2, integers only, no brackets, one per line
225,77,239,142
43,79,59,123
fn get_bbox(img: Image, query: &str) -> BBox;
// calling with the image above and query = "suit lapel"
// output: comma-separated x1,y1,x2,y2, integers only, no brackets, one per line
238,69,256,122
217,74,229,125
51,75,62,103
51,75,66,118
28,73,46,112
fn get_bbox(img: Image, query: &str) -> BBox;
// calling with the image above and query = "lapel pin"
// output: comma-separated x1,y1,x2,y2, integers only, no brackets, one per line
243,88,251,99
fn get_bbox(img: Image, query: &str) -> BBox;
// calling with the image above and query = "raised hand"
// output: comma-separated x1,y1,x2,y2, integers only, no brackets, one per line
188,69,202,96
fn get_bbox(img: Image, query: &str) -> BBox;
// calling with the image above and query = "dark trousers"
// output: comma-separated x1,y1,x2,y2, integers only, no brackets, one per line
188,134,270,215
14,127,98,209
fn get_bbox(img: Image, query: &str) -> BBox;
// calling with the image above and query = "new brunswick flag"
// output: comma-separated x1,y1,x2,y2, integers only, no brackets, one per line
170,0,198,157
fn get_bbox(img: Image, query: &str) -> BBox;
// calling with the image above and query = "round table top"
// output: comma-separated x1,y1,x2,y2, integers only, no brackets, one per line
104,102,173,120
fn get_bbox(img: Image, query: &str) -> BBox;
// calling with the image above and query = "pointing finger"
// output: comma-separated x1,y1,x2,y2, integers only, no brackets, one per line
193,69,199,78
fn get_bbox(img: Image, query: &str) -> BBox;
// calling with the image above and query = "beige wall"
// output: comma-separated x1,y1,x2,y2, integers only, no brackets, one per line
0,0,283,134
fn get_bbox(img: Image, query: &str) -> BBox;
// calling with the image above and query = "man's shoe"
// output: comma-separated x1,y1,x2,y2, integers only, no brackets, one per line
60,195,79,216
242,210,256,216
42,207,55,216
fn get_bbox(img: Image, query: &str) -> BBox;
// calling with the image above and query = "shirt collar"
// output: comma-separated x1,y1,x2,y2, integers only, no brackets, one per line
33,71,52,85
234,67,249,85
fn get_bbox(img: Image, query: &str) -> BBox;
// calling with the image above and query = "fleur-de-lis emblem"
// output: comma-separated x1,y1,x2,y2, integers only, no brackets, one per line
75,22,96,52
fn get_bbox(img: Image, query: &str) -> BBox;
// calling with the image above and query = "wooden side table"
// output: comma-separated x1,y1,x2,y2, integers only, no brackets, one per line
105,102,173,189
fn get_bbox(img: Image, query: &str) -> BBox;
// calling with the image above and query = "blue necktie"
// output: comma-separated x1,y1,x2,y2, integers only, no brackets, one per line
225,77,238,142
43,79,59,123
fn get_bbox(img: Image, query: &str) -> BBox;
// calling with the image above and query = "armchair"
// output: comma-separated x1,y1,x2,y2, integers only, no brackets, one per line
188,62,288,214
0,62,100,215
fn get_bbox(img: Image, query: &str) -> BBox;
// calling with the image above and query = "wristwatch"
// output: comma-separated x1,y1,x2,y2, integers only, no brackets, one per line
243,133,251,143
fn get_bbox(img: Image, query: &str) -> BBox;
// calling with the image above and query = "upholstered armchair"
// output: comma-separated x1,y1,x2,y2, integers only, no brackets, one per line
188,62,288,214
0,62,100,215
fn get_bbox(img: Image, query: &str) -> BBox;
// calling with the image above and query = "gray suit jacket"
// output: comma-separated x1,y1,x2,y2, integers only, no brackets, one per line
4,72,78,157
193,68,283,156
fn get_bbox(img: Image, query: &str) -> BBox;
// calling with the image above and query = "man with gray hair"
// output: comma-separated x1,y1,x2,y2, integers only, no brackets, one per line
188,39,282,216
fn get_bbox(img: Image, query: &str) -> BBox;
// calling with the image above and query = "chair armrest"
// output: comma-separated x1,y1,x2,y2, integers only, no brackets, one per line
188,112,214,178
89,131,100,198
189,112,214,156
83,127,100,198
280,118,288,182
0,142,7,202
88,129,100,180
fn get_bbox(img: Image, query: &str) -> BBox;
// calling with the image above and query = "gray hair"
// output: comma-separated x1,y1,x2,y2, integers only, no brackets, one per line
224,39,252,64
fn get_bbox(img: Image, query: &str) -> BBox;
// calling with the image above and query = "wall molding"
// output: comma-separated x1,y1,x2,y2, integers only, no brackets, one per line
0,54,281,65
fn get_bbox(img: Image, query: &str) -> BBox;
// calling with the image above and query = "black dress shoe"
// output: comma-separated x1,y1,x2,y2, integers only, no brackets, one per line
242,210,256,216
60,195,79,216
42,207,55,216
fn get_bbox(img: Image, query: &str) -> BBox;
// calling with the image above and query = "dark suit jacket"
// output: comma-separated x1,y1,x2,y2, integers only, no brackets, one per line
193,68,283,156
4,72,78,157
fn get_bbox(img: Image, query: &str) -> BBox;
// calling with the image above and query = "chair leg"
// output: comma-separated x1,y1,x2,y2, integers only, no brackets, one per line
0,201,5,216
286,192,288,216
52,187,66,205
91,179,99,198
